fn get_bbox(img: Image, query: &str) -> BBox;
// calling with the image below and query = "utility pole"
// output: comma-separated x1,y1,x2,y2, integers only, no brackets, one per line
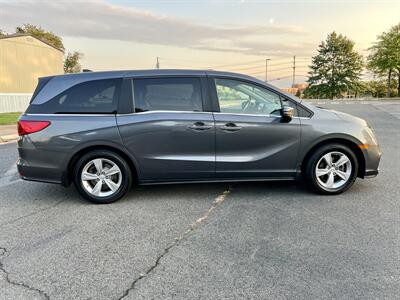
265,58,271,82
156,57,160,69
292,55,296,87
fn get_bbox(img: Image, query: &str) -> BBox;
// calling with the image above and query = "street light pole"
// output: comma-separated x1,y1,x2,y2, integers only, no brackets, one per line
292,55,296,87
156,57,160,69
265,58,271,82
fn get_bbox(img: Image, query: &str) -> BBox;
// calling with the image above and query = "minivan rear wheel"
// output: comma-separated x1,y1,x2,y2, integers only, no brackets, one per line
305,143,358,195
73,150,132,204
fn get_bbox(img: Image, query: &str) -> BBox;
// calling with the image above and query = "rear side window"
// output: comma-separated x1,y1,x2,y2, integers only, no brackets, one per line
30,76,54,103
27,79,121,114
133,77,203,112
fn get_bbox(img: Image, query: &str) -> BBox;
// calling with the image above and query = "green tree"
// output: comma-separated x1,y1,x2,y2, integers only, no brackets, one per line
305,32,364,99
64,51,83,73
359,79,398,98
0,29,6,37
16,24,65,52
367,23,400,97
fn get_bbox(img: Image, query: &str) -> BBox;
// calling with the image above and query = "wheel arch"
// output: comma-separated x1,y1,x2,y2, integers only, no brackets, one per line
300,136,366,178
63,143,140,186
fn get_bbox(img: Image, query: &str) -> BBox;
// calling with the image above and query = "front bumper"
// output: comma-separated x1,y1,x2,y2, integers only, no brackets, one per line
364,169,379,178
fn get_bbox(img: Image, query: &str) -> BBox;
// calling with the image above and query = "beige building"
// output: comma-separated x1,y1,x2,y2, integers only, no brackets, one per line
0,34,63,93
281,83,309,97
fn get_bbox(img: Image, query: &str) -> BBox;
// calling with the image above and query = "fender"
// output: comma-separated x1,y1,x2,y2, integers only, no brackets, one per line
298,133,365,165
61,139,142,185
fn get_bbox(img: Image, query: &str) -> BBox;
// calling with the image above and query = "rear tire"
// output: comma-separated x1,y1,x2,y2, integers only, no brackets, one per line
73,150,132,204
305,143,358,195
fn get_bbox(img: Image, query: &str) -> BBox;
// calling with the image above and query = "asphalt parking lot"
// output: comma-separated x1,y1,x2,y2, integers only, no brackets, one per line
0,100,399,300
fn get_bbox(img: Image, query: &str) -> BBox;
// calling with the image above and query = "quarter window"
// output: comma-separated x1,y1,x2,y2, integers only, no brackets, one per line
133,78,203,112
282,97,313,118
27,79,121,114
215,79,282,116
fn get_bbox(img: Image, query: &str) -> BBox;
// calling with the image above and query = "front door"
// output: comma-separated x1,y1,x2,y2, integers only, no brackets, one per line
210,77,301,179
117,77,215,182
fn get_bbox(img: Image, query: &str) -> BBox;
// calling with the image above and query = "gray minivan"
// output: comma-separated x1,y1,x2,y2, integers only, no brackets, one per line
17,70,381,203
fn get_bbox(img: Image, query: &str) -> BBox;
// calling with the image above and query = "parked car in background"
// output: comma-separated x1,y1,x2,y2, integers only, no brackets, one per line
17,70,381,203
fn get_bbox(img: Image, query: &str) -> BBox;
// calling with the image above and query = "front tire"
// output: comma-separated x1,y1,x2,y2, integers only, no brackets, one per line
73,150,132,204
305,143,358,195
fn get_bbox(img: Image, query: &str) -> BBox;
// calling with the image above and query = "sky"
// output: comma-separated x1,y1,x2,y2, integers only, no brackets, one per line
1,0,399,87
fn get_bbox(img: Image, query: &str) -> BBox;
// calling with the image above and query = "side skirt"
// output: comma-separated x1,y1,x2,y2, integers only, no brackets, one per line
139,177,296,186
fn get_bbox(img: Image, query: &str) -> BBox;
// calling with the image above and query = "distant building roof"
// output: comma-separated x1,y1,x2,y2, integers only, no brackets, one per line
0,33,63,52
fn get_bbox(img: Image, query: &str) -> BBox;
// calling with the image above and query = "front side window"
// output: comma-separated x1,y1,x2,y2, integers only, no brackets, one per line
134,77,203,112
27,79,121,114
215,78,282,116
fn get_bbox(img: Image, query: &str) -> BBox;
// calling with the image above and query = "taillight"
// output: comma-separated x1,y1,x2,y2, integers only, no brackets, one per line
18,120,51,136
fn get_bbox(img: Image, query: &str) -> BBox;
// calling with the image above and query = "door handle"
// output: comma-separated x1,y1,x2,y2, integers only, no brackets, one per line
188,122,213,131
220,123,242,131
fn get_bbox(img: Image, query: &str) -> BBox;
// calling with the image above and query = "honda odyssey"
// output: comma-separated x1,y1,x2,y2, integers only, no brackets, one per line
17,70,381,203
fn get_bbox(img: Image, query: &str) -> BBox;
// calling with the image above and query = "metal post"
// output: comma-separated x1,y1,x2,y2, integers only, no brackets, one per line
156,57,160,69
292,55,296,87
265,59,271,82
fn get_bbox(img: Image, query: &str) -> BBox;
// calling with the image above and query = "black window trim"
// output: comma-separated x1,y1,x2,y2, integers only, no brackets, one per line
209,76,284,117
208,75,314,119
282,97,314,119
118,75,211,114
27,78,123,115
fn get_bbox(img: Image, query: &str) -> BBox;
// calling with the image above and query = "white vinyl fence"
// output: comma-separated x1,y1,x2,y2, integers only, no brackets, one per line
0,94,32,113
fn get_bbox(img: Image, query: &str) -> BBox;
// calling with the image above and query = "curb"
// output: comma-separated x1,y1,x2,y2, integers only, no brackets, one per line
0,134,18,143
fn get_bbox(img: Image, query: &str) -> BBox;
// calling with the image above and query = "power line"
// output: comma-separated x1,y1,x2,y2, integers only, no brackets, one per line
260,65,309,74
226,64,266,72
225,60,300,73
267,74,308,82
210,59,265,69
159,57,222,64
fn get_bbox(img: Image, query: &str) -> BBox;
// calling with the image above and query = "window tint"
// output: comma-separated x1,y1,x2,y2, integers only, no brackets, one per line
215,79,282,115
297,105,313,118
281,98,313,118
27,79,121,114
134,78,203,112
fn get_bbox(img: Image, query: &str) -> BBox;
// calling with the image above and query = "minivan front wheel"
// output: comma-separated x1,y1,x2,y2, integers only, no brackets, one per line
305,144,358,194
74,150,132,203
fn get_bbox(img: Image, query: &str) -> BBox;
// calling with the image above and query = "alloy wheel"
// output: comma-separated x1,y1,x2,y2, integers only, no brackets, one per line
81,158,122,197
315,151,352,191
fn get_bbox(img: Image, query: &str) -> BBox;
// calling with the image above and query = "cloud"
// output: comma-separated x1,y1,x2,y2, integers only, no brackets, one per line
1,0,311,56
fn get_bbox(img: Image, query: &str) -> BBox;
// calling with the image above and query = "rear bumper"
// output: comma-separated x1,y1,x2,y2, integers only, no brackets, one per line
17,157,63,185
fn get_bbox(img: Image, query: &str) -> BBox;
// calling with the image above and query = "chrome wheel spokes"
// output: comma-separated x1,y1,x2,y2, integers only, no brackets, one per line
81,158,122,197
315,151,352,190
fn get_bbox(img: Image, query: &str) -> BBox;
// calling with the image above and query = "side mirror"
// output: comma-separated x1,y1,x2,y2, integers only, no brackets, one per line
281,106,294,123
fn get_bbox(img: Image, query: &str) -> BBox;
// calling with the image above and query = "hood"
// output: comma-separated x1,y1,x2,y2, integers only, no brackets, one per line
331,110,368,127
303,102,368,127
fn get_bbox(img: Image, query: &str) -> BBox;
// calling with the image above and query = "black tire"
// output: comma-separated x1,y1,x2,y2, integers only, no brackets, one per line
304,143,358,195
73,149,132,204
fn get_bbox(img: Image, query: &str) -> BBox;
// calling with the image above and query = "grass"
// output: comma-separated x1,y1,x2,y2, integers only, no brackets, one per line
0,112,21,125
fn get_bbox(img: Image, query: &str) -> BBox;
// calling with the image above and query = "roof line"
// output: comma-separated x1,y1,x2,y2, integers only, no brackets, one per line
0,33,64,53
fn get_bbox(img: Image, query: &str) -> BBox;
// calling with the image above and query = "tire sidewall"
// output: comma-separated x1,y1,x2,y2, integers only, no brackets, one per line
307,144,358,195
74,150,132,204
